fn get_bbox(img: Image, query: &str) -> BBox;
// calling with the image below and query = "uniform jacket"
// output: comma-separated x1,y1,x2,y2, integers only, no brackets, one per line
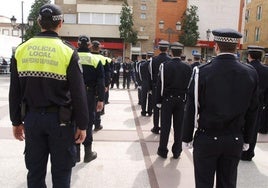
9,31,89,130
151,52,171,84
182,54,259,143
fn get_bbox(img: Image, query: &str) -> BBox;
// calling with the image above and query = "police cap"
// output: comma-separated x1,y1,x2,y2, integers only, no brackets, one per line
247,45,264,52
212,28,242,43
170,42,183,50
38,4,63,22
147,51,154,56
265,53,268,57
158,40,169,48
78,35,90,45
193,52,201,58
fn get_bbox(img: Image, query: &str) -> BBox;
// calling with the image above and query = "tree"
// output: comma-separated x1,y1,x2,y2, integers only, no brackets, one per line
24,0,51,41
119,0,138,45
179,5,199,46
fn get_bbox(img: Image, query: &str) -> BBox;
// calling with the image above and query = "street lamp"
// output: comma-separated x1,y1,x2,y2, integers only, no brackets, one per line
159,20,181,42
206,29,211,60
10,1,33,42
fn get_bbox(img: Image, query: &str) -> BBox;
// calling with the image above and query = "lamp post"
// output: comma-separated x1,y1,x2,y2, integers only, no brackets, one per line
159,20,181,43
206,29,211,60
10,1,33,42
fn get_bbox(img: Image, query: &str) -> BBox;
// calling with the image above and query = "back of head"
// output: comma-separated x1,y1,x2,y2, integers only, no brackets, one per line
247,45,264,61
91,41,101,52
78,35,90,48
170,42,183,57
212,28,242,53
158,40,169,52
38,4,63,31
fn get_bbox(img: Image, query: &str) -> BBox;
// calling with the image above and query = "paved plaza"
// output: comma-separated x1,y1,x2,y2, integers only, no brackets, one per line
0,75,267,188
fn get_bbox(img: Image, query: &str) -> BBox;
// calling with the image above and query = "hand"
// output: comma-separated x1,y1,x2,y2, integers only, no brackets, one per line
75,128,86,144
156,104,161,109
96,101,104,112
242,143,249,151
182,141,193,149
13,124,25,141
105,87,108,92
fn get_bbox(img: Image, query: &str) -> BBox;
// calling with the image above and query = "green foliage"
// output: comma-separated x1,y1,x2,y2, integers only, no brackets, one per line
119,0,138,44
179,5,200,46
24,0,51,41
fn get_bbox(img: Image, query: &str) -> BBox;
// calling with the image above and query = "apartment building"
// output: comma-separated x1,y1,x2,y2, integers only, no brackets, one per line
243,0,268,51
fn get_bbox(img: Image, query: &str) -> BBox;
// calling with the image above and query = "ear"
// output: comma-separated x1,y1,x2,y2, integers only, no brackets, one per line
214,43,220,54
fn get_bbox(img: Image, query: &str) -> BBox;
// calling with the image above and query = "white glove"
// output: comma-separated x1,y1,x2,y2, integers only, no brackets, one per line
137,86,142,90
156,104,161,108
242,143,249,151
182,141,193,149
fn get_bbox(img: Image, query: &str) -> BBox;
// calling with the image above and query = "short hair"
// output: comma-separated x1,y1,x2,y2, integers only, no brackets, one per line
216,41,237,53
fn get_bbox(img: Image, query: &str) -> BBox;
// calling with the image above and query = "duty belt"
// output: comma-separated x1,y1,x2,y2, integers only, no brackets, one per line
28,106,59,113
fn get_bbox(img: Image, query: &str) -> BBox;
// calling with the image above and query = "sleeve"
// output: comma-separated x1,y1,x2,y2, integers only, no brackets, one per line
67,51,89,130
9,55,23,126
155,63,163,104
182,70,197,143
96,61,105,102
243,72,259,143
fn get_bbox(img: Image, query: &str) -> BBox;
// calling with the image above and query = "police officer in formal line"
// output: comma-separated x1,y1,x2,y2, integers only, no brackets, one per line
191,52,201,69
91,41,108,131
76,35,105,163
241,45,268,161
182,29,259,188
155,42,192,159
135,55,142,105
122,57,132,89
9,4,89,188
110,57,121,89
102,50,112,104
150,40,171,134
139,52,153,116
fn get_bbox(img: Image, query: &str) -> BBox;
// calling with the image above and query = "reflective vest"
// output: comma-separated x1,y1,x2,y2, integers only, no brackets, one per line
78,52,99,68
15,37,74,80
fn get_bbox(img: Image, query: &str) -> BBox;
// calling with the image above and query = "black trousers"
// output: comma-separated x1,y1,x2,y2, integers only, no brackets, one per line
158,96,184,155
123,73,131,89
111,73,119,88
193,132,243,188
152,85,160,129
141,84,152,114
24,111,75,188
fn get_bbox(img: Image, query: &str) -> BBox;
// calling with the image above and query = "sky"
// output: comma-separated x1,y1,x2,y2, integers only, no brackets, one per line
0,0,54,23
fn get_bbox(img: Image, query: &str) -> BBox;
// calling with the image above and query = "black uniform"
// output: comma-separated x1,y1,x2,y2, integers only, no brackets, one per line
191,61,201,69
135,60,142,104
150,52,171,133
156,56,192,158
241,48,268,160
182,54,259,188
139,59,153,116
122,61,132,89
111,60,121,89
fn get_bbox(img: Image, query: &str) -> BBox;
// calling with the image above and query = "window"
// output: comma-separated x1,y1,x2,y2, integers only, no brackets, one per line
64,14,77,24
140,13,146,19
12,29,19,36
243,30,248,43
256,6,262,20
255,27,260,42
78,13,120,25
163,0,177,2
2,29,9,36
246,0,251,4
141,5,147,11
245,9,250,22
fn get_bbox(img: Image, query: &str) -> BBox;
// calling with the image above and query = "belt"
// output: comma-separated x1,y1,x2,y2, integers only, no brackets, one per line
28,106,59,113
197,128,241,136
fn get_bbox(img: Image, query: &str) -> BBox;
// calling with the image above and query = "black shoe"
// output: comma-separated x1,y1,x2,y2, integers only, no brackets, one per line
141,111,147,116
173,153,181,159
147,112,152,116
84,151,97,163
151,127,160,134
157,150,167,159
94,125,103,132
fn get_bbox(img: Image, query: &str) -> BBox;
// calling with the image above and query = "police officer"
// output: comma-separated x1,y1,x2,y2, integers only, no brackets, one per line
76,35,105,163
155,42,192,159
135,55,142,105
122,57,132,89
102,50,112,105
191,52,201,69
9,4,88,188
110,57,121,89
241,45,268,161
182,29,259,188
139,52,153,116
91,41,108,131
150,40,171,134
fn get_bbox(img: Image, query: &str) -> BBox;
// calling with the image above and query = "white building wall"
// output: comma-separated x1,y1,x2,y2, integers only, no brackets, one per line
188,0,241,41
